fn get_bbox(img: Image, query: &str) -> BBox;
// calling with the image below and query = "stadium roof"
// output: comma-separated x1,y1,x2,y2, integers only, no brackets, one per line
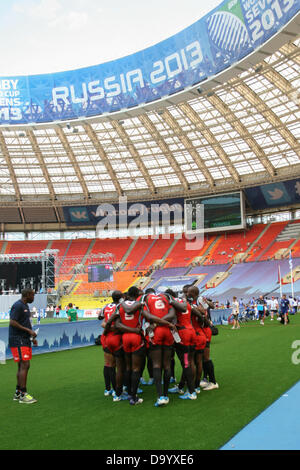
0,19,299,227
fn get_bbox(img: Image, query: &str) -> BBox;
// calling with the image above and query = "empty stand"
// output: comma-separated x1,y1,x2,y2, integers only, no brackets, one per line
246,222,289,262
125,238,156,269
6,240,49,254
138,236,175,269
89,238,133,263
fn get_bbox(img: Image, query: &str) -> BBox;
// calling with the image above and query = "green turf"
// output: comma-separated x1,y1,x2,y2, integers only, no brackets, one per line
1,316,300,450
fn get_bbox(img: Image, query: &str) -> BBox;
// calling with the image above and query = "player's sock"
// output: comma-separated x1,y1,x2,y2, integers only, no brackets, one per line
123,370,132,396
206,360,216,384
110,367,116,391
163,368,171,397
147,357,153,379
131,371,141,399
103,366,111,391
153,368,162,397
177,367,185,390
20,387,27,397
184,366,195,394
171,358,175,380
203,361,209,381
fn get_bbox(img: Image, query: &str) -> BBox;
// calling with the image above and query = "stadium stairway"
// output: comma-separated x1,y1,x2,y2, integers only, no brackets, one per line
251,222,290,262
119,238,138,269
54,239,73,274
134,238,158,269
203,237,224,266
157,236,179,269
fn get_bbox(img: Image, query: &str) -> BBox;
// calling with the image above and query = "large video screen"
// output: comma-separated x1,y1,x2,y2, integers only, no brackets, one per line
185,191,245,234
88,264,113,283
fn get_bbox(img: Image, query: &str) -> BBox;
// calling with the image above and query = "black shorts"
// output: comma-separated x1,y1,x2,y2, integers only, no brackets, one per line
111,347,124,358
149,343,174,352
175,343,195,354
194,348,204,356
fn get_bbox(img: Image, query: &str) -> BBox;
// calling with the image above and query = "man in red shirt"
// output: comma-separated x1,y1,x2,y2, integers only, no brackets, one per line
116,286,146,406
101,291,127,401
143,292,177,407
188,286,219,391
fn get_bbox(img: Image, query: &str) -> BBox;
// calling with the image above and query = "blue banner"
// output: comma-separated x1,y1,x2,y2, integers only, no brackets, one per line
0,0,298,125
63,197,184,226
245,178,300,210
0,320,103,360
210,308,232,325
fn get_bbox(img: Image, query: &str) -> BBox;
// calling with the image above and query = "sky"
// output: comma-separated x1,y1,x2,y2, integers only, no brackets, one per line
0,0,222,76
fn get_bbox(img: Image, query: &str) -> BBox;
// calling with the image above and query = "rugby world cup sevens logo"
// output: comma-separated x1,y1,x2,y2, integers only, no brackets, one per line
95,196,204,251
206,0,250,54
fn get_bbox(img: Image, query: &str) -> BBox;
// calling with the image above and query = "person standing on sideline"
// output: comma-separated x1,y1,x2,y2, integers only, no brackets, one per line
8,289,38,404
231,297,240,329
279,294,290,325
67,303,78,322
256,295,266,325
270,296,279,321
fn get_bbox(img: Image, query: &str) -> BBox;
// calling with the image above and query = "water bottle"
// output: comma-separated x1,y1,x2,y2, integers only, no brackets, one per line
172,330,181,343
30,328,39,341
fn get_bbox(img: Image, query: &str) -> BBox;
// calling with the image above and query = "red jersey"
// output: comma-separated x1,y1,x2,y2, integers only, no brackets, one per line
145,294,171,319
175,298,193,329
118,301,143,329
102,303,119,323
191,299,202,332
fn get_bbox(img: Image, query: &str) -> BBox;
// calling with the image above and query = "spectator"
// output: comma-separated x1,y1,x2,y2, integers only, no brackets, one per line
270,296,279,321
231,296,240,330
67,303,78,322
279,294,290,325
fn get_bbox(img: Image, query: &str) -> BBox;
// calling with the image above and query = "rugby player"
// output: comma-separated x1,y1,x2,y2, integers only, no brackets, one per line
187,286,219,391
115,286,146,406
101,291,128,401
143,292,177,407
9,289,38,404
165,289,202,400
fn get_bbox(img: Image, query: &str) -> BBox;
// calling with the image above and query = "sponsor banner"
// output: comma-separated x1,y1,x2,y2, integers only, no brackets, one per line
154,276,199,293
63,197,184,226
83,309,101,318
245,178,300,210
0,320,103,359
0,0,298,125
58,309,100,318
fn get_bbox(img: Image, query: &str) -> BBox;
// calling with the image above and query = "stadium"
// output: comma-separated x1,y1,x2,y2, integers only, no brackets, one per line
0,0,300,452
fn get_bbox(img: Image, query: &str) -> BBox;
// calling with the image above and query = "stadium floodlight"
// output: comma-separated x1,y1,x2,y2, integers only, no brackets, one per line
197,87,203,94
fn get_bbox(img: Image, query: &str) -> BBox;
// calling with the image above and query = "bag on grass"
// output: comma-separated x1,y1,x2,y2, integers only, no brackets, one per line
211,325,219,336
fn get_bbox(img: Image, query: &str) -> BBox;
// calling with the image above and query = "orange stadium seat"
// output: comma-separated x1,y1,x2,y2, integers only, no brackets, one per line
89,238,133,263
246,222,289,262
5,240,49,254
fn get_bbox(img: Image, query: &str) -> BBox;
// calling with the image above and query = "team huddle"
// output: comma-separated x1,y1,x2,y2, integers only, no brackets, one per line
98,285,218,406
